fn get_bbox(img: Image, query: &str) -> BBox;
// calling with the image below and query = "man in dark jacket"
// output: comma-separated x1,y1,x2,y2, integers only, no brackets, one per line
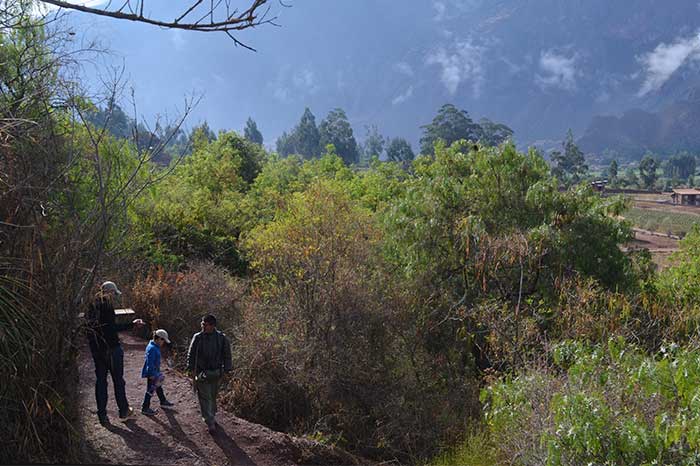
86,281,144,424
186,314,232,433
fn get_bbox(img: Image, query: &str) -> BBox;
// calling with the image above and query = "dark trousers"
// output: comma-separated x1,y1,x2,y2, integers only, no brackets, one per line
92,345,129,417
142,377,168,410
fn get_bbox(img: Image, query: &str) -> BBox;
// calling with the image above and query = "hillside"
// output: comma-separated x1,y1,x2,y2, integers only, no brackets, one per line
579,89,700,159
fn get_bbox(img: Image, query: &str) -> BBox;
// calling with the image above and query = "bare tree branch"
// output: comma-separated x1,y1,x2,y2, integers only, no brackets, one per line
36,0,283,46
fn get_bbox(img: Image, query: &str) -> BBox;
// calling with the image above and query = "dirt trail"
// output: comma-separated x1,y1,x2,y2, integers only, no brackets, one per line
623,228,679,269
79,333,361,466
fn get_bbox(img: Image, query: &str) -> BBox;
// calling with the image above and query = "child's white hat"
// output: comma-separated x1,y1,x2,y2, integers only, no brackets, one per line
155,329,171,344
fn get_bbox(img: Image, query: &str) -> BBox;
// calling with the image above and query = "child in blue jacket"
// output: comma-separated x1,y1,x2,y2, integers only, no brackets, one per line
141,329,175,415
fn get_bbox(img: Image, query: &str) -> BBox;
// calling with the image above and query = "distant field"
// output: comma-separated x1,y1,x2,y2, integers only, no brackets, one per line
628,193,670,202
623,207,700,236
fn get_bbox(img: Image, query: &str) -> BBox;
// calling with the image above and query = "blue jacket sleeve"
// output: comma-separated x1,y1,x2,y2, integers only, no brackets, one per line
141,343,160,378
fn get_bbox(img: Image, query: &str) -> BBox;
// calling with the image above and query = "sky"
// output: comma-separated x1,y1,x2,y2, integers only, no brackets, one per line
67,1,442,149
58,0,700,151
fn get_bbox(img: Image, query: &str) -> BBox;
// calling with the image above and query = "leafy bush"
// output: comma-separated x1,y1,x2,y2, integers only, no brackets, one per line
481,339,700,465
129,262,245,363
658,225,700,306
237,179,480,461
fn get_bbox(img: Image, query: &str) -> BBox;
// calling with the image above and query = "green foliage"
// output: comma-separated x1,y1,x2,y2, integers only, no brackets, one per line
428,428,497,466
385,141,631,290
623,166,640,188
664,152,696,181
385,137,415,163
319,108,359,165
361,124,385,164
639,154,660,189
658,225,700,306
86,102,132,139
483,339,700,465
478,117,514,147
276,107,321,158
244,117,263,145
608,159,618,181
241,180,405,452
623,207,699,236
419,104,482,155
551,129,588,185
189,121,216,147
136,130,265,272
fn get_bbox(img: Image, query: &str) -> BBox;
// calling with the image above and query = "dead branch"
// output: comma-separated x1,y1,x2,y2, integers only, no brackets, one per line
36,0,285,50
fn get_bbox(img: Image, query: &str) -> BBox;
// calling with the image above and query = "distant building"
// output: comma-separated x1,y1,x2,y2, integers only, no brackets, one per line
671,188,700,206
591,179,608,192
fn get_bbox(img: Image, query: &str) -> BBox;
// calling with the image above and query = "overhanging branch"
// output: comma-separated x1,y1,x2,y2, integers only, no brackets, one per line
37,0,282,49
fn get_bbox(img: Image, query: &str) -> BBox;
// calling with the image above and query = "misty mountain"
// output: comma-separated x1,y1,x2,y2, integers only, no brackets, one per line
74,0,700,154
579,90,700,161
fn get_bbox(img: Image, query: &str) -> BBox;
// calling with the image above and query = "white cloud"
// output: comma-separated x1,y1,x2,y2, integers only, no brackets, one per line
426,40,485,96
638,32,700,96
536,50,578,91
433,1,447,21
393,62,414,77
292,68,317,92
270,66,319,103
432,0,482,21
392,86,414,105
273,86,290,102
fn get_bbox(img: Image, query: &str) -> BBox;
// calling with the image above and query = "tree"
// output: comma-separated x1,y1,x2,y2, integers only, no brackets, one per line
385,137,415,163
87,102,131,139
362,124,385,164
319,108,359,165
37,0,279,49
664,152,696,181
608,159,618,181
639,155,659,189
294,108,321,159
276,108,321,159
550,129,588,185
419,104,483,155
244,117,263,145
141,130,265,272
623,167,639,188
0,2,194,460
189,121,217,150
479,118,514,147
276,131,295,157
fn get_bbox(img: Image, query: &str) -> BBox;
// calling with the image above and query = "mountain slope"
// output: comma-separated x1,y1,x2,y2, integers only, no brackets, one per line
80,0,700,150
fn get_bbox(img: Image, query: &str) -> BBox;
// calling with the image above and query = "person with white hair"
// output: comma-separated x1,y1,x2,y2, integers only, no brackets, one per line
86,281,145,424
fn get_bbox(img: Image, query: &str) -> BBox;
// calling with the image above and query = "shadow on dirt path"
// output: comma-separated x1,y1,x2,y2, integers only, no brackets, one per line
78,332,362,466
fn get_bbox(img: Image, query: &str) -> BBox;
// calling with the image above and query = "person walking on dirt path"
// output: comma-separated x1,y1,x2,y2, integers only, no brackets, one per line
186,314,232,434
86,281,145,424
140,329,175,416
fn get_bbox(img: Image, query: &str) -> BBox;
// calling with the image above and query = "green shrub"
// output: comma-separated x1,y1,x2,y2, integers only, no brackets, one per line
482,339,700,465
428,428,497,466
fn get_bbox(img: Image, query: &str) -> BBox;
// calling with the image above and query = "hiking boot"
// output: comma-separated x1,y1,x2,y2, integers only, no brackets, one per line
98,414,109,425
160,399,175,407
207,421,216,434
141,407,158,416
119,407,134,420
